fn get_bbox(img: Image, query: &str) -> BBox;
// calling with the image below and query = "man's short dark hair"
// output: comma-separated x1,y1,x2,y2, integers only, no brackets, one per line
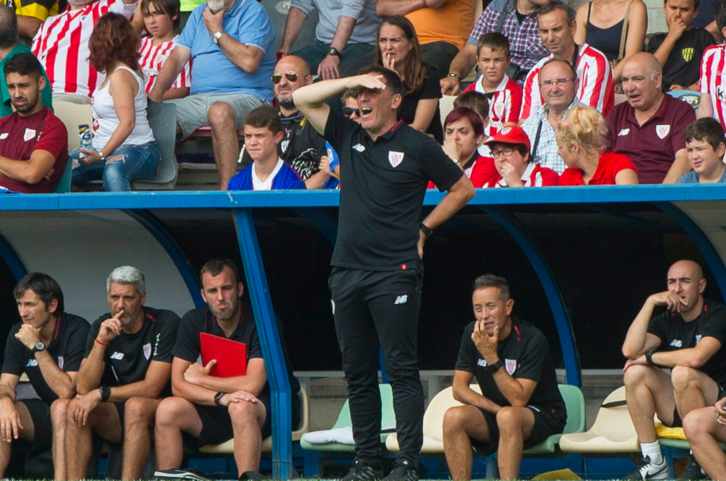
716,0,726,33
357,64,405,99
540,57,578,80
4,53,42,80
0,5,18,50
476,32,510,58
14,272,64,314
141,0,180,29
684,117,726,151
473,274,510,301
537,0,576,24
243,105,283,136
200,258,240,285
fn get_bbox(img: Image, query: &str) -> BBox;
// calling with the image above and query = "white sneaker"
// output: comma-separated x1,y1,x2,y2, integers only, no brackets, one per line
623,456,669,480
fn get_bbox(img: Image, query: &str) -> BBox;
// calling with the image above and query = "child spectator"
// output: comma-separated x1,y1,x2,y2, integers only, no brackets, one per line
679,117,726,183
228,105,306,190
137,0,191,99
647,0,715,91
319,89,359,188
461,33,522,137
454,90,491,156
557,105,638,185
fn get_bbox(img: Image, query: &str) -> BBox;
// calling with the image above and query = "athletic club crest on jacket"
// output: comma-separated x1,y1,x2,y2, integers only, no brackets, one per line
388,151,404,168
143,343,152,360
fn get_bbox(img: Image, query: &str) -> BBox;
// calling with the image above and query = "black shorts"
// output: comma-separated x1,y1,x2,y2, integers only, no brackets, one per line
471,405,567,457
18,398,52,454
665,384,726,428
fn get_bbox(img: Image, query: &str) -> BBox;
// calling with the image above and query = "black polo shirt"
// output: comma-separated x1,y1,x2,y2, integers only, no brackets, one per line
455,316,566,415
648,300,726,386
173,300,300,398
324,109,464,270
2,313,89,404
84,307,179,387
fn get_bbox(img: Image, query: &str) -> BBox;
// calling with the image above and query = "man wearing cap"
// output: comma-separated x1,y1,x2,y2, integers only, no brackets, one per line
471,126,559,187
442,274,567,480
520,58,583,175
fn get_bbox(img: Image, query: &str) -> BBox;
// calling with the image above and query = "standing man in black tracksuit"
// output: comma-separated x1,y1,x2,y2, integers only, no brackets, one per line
294,64,475,481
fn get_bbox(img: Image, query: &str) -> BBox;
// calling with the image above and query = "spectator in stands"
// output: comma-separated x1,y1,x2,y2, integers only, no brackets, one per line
0,6,51,119
439,106,489,187
375,0,476,80
0,54,67,193
521,58,583,174
574,0,647,82
148,0,276,190
319,88,361,184
678,117,726,183
277,0,378,80
70,13,160,192
1,0,58,41
605,53,695,184
621,260,726,481
647,0,715,91
228,105,306,191
32,0,139,103
375,16,443,142
443,274,567,481
154,258,302,479
477,126,559,187
294,65,474,481
461,33,522,138
697,2,726,128
521,1,614,119
61,266,180,480
556,105,638,185
137,0,191,99
439,0,549,94
240,55,330,189
0,273,89,480
454,91,492,155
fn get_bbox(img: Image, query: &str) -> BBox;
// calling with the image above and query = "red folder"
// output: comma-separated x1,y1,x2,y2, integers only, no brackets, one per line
200,332,247,377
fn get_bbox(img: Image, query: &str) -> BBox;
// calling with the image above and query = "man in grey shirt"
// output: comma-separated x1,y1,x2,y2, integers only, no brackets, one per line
278,0,379,80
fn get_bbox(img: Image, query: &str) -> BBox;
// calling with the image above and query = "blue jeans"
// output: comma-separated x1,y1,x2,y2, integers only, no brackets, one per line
71,142,161,192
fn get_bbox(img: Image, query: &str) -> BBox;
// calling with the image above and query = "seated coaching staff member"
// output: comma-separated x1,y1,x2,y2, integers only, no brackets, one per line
0,273,89,480
294,65,474,481
155,258,301,479
443,274,566,481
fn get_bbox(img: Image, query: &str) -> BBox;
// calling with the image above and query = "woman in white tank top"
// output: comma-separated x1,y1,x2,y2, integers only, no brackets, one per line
71,13,161,191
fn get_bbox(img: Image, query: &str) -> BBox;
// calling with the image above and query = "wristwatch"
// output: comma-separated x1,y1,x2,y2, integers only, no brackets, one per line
31,341,45,354
100,385,111,402
486,359,502,373
214,391,226,406
212,31,224,44
447,73,461,80
645,349,656,365
327,47,341,57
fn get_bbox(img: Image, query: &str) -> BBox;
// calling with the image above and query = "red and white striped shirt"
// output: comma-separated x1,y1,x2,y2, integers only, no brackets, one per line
462,74,523,137
139,35,192,94
520,43,614,119
700,44,726,130
32,0,137,97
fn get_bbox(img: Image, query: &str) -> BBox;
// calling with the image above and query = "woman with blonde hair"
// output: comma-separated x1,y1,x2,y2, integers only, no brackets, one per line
557,105,639,185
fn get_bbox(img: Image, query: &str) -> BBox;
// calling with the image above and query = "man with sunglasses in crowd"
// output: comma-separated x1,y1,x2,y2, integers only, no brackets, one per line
239,55,331,189
148,0,276,190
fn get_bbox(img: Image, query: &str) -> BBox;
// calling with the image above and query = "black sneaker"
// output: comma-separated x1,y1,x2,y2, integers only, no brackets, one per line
382,460,419,481
676,456,708,480
341,458,385,481
622,456,669,480
239,471,267,480
154,468,211,481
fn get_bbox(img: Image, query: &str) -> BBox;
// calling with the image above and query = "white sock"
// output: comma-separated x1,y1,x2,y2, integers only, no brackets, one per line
641,440,664,465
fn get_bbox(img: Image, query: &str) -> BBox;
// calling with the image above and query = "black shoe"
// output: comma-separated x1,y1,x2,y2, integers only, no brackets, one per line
154,468,211,481
382,460,419,481
341,458,385,481
622,456,669,480
240,471,267,480
676,456,708,480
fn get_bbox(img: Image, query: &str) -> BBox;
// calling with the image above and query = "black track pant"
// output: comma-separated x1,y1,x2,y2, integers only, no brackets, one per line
329,265,425,463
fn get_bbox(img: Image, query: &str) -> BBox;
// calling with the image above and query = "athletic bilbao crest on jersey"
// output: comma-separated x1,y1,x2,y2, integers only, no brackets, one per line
656,125,671,139
143,343,152,360
494,99,505,118
57,356,64,369
281,140,290,153
505,359,517,375
24,128,36,142
389,151,404,168
682,48,694,62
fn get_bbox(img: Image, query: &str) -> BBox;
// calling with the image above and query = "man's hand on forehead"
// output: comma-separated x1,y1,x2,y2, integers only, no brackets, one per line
353,74,387,91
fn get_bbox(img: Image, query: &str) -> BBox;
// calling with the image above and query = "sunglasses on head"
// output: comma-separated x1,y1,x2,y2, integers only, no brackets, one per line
271,71,299,84
342,107,360,117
